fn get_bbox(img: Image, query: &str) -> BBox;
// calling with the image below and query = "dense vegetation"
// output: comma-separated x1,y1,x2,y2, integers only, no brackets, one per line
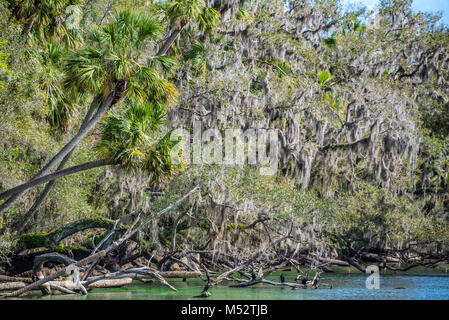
0,0,448,296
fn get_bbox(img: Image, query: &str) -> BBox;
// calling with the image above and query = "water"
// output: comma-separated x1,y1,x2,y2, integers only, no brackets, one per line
20,272,449,300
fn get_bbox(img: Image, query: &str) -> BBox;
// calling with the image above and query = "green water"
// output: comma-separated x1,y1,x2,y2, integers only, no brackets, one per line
19,271,449,300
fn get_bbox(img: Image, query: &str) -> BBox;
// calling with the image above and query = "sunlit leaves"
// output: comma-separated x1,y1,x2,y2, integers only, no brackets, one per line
35,41,81,132
166,0,205,24
324,92,347,123
149,55,178,74
236,8,253,24
164,0,219,33
63,9,178,105
198,6,220,33
64,46,105,94
97,100,180,183
0,40,9,89
183,40,208,74
317,70,334,87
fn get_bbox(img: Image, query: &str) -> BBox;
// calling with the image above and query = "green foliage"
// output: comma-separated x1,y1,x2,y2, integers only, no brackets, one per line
0,39,9,89
317,70,334,87
236,8,253,24
9,0,83,43
323,36,337,48
324,92,347,122
97,100,181,182
183,40,208,74
164,0,219,32
64,9,178,104
18,232,49,249
1,0,449,258
35,41,82,133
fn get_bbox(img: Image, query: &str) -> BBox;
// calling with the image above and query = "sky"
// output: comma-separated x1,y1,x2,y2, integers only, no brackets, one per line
341,0,449,25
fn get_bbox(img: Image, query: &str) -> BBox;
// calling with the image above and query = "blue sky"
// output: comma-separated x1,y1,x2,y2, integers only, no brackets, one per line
341,0,449,25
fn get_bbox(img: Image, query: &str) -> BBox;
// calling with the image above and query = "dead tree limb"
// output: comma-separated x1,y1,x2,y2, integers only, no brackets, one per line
0,185,199,298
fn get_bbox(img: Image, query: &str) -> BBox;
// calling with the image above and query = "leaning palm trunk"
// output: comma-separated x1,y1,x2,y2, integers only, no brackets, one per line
21,16,36,37
14,154,73,234
21,0,43,37
0,159,110,200
157,20,189,56
15,97,101,234
0,83,123,215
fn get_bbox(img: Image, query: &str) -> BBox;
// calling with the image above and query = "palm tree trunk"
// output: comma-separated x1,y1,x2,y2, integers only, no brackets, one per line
0,93,115,215
0,159,110,200
14,155,72,234
21,0,42,37
21,16,36,37
15,97,101,234
157,20,188,56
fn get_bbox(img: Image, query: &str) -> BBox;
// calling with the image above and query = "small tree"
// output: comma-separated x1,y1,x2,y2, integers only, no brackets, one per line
14,100,182,232
0,9,178,215
157,0,220,56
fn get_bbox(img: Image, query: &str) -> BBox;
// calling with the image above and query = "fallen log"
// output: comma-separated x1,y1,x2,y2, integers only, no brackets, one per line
0,282,27,291
0,278,133,292
84,267,178,291
49,284,76,295
0,185,199,298
315,257,350,267
86,278,133,288
156,271,201,278
231,279,301,289
0,275,33,283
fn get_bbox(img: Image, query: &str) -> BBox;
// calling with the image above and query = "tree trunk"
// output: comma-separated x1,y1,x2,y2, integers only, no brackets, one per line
0,282,26,291
16,97,101,234
0,92,115,215
157,21,186,56
0,279,133,291
21,16,36,37
18,217,125,250
0,159,110,201
20,0,42,37
170,210,189,252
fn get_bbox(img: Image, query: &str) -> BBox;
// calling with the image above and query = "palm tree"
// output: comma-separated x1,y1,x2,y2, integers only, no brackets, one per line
37,41,85,133
183,40,209,75
0,9,178,215
13,100,182,232
36,4,84,48
8,0,79,38
156,0,220,56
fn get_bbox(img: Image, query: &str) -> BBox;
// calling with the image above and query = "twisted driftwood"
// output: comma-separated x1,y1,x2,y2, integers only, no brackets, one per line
0,186,200,298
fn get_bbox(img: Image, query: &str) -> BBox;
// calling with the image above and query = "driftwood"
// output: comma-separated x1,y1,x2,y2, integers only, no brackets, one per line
0,186,200,298
83,267,179,291
231,279,301,289
86,278,133,288
49,284,76,294
47,278,133,289
154,271,201,278
209,224,294,290
0,278,133,292
0,275,33,283
0,282,27,291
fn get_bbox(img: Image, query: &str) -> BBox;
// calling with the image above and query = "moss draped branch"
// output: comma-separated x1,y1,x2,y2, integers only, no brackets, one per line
17,217,128,250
